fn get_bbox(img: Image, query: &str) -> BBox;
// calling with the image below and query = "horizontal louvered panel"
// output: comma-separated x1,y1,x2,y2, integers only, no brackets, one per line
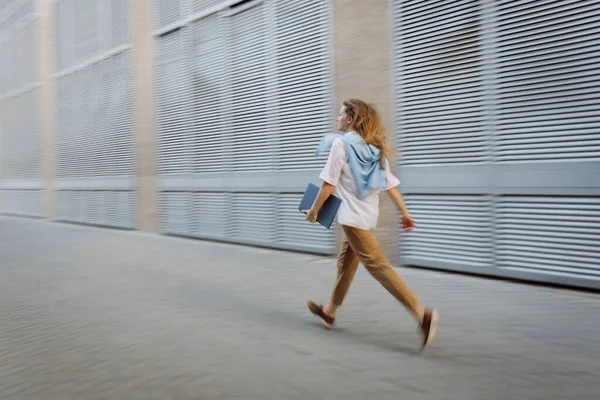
495,0,600,162
57,190,80,222
1,90,41,180
497,196,600,277
229,3,271,172
400,131,483,145
56,75,75,178
276,0,331,171
497,0,597,31
190,192,229,238
59,191,86,225
85,190,103,225
193,0,221,13
94,58,113,178
73,0,99,63
401,0,473,15
160,191,192,235
55,0,131,68
0,4,28,37
54,0,73,71
22,23,36,87
402,7,480,40
191,15,226,173
498,0,579,13
57,71,80,177
0,189,43,217
78,68,94,178
115,191,136,228
55,52,135,179
155,29,192,175
231,193,274,243
499,96,598,113
111,0,129,47
154,0,181,29
70,191,86,223
56,189,70,221
277,193,335,252
498,31,598,63
110,51,136,176
0,41,6,94
393,0,486,165
1,19,36,91
400,195,492,266
56,190,134,228
99,0,112,51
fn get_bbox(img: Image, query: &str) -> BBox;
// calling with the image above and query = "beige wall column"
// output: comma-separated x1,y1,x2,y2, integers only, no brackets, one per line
37,0,55,220
332,0,398,263
131,0,158,233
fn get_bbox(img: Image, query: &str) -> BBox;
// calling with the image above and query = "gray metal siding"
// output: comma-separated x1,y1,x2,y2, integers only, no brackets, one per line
54,0,136,229
191,14,226,173
495,0,600,162
393,0,600,289
496,196,600,280
155,0,335,254
0,0,43,217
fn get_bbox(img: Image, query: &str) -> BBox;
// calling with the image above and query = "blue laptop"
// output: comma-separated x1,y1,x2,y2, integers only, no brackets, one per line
298,183,342,229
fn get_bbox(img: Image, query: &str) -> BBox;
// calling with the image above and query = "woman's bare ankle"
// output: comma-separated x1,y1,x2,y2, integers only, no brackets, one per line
324,303,337,317
416,307,425,325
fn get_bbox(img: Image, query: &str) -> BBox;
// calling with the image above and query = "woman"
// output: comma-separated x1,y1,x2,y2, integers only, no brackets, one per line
303,99,438,352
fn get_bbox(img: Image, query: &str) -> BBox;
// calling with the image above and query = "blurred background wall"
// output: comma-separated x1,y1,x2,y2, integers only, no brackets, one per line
1,0,599,290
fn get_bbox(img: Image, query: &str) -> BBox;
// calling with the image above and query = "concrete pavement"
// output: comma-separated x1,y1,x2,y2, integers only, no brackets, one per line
1,216,599,400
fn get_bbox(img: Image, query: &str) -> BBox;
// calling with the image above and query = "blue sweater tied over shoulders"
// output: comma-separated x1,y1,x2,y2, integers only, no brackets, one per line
315,132,387,200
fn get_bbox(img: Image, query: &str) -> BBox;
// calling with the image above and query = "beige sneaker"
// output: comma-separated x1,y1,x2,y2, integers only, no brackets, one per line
420,308,439,352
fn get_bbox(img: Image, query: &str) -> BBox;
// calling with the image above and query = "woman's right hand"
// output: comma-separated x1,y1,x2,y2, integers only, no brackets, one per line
302,209,318,223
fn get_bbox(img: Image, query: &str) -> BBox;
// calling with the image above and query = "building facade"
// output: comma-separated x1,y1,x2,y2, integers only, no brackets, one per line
1,0,599,289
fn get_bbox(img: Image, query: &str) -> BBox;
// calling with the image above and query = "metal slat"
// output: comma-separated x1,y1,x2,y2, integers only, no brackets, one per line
496,7,599,37
400,0,476,17
497,196,600,278
497,0,582,14
193,0,222,14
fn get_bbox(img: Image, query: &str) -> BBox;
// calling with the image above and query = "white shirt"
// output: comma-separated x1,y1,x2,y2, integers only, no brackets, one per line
319,137,400,231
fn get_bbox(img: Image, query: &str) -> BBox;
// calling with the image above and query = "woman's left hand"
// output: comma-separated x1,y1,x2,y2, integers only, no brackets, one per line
401,214,416,232
302,209,318,223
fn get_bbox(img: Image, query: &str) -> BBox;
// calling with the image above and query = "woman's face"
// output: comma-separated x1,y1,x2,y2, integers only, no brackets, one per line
337,105,352,132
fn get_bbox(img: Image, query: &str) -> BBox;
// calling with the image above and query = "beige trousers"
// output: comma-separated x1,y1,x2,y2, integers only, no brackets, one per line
331,225,423,320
